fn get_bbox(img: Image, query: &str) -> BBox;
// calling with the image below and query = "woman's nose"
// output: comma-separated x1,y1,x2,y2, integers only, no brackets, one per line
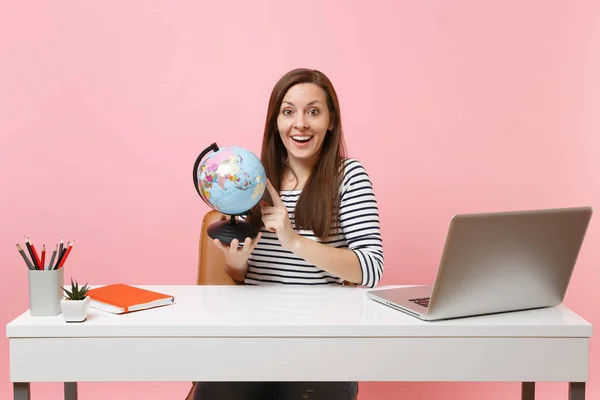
295,115,308,129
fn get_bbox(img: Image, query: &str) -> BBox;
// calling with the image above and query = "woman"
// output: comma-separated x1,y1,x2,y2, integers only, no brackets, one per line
194,68,384,400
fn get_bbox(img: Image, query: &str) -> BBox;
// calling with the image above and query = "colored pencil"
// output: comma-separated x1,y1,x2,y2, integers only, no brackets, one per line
24,237,38,270
56,240,74,269
16,244,35,270
54,246,66,268
40,244,46,270
48,245,58,270
27,237,42,270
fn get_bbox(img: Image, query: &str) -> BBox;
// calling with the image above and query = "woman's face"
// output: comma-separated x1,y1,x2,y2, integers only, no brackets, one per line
277,83,333,166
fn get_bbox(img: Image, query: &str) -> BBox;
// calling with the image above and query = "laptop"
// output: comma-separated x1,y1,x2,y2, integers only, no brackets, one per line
368,206,593,321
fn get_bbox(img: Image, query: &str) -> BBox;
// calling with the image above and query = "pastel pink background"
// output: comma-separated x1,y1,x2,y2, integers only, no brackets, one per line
1,1,599,399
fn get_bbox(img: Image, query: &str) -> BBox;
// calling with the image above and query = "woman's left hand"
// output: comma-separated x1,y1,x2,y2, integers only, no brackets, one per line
261,179,300,251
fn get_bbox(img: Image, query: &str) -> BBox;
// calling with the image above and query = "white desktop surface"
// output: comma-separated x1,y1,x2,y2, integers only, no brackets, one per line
6,285,592,338
6,285,593,392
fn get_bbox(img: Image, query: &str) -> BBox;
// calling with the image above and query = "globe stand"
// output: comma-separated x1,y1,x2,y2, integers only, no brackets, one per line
207,214,257,245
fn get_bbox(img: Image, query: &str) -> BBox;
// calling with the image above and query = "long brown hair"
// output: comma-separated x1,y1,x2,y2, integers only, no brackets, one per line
249,68,348,240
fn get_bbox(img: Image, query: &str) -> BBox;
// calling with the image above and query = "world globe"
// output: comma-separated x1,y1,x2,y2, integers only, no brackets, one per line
193,142,266,244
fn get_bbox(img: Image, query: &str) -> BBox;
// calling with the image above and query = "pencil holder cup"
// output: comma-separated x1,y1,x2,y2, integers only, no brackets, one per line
28,268,64,316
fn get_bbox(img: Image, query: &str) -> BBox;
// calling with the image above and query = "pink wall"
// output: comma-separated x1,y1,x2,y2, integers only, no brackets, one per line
1,1,599,399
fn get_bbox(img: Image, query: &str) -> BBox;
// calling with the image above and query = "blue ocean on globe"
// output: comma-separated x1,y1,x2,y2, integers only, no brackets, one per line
195,146,266,215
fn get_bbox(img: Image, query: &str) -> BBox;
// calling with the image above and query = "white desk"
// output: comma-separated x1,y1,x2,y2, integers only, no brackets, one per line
6,285,592,400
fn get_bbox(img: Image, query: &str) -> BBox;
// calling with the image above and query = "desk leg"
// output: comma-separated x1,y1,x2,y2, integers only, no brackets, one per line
64,382,78,400
521,382,535,400
569,382,585,400
14,383,30,400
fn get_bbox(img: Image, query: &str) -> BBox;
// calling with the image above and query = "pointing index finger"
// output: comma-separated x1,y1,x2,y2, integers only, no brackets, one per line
266,179,283,206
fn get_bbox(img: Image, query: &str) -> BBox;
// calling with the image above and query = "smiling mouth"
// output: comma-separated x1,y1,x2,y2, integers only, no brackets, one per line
291,135,313,143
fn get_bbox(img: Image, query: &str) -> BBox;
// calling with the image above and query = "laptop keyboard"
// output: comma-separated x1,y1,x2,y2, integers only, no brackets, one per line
409,297,430,307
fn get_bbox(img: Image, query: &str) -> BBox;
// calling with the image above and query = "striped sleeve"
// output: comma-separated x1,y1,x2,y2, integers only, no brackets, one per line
339,159,384,288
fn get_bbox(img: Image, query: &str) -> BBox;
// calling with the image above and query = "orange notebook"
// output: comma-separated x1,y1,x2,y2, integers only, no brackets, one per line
87,284,175,314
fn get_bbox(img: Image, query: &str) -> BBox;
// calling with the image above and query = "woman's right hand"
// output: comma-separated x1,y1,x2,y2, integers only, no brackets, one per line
213,233,262,272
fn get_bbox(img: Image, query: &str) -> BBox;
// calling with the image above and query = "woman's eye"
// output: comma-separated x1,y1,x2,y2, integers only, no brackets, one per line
308,108,319,115
282,109,293,116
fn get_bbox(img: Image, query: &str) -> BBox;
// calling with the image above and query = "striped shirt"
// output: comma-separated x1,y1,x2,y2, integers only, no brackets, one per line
244,158,384,288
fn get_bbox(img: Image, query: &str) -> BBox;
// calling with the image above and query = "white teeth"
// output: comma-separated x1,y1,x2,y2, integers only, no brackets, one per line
292,136,312,142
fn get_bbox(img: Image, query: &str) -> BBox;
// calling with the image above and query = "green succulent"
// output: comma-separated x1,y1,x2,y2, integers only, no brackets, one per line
62,278,90,300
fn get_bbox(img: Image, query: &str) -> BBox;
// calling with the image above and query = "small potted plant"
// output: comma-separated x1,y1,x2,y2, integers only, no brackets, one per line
61,278,91,322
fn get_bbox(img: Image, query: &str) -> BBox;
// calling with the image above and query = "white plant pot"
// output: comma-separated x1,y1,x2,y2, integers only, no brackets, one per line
61,297,90,322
